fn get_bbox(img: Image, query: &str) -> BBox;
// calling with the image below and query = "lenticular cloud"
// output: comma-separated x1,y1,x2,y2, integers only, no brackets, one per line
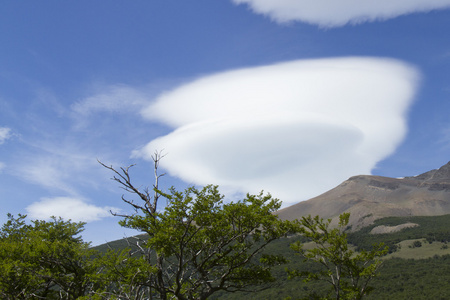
232,0,450,27
136,57,419,205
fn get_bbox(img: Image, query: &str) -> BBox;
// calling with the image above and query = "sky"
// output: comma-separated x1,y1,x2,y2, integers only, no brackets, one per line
1,0,450,245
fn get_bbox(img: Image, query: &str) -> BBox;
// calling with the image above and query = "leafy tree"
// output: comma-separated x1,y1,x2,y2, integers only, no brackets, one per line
0,214,100,299
287,213,388,300
412,240,422,248
80,241,159,300
98,153,293,300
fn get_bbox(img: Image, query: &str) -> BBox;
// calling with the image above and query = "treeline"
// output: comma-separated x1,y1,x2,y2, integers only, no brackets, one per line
11,156,449,299
0,156,388,300
4,204,450,299
347,214,450,252
213,255,450,300
0,203,385,299
214,214,450,300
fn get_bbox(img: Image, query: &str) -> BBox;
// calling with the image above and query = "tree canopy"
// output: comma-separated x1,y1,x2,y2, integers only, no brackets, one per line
97,153,295,299
287,213,388,300
0,153,387,300
0,214,99,299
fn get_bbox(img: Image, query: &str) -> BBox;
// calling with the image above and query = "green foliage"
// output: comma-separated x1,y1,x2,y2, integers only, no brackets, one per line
96,156,295,300
11,157,450,299
411,240,422,248
287,213,388,300
209,214,450,300
80,247,156,299
365,255,450,299
214,255,450,300
347,214,450,253
0,214,100,299
101,184,294,300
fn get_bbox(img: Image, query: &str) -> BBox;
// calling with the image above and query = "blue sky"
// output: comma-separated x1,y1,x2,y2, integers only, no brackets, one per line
1,1,450,245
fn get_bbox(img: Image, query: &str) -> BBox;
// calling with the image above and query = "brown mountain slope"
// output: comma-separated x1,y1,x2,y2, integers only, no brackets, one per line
276,161,450,230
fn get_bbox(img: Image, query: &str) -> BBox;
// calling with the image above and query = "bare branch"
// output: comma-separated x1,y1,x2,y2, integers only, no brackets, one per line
98,151,166,218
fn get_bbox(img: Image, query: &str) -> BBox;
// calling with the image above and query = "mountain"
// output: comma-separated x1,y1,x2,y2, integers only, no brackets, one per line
276,161,450,230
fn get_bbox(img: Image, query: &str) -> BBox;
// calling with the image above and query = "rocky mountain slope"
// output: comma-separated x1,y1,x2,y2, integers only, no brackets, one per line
276,161,450,230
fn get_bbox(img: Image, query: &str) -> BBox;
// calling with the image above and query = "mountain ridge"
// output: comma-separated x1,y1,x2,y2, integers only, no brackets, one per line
276,161,450,230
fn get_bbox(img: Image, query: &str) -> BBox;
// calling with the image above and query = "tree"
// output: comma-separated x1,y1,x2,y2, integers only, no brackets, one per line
98,152,293,300
0,214,100,299
287,213,388,300
412,240,422,248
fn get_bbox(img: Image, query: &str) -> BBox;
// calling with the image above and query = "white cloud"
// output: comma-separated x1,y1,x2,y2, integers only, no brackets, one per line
12,139,117,198
17,159,75,194
0,127,12,172
0,127,11,144
26,197,118,222
15,150,96,195
135,57,420,205
71,84,148,115
232,0,450,27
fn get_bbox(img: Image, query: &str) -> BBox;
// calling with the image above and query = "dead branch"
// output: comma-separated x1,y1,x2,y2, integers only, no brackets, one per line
98,150,166,217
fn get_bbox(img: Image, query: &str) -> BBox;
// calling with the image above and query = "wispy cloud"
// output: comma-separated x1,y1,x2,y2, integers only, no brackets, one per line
26,197,119,222
7,83,155,220
0,127,11,144
15,155,80,195
12,143,101,195
0,127,12,172
134,57,420,205
71,84,149,116
232,0,450,27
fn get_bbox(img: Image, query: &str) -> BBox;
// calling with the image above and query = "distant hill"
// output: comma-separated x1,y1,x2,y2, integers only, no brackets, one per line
276,161,450,230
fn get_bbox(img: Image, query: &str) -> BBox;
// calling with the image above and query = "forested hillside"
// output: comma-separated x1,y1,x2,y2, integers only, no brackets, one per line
95,214,450,300
212,256,450,300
